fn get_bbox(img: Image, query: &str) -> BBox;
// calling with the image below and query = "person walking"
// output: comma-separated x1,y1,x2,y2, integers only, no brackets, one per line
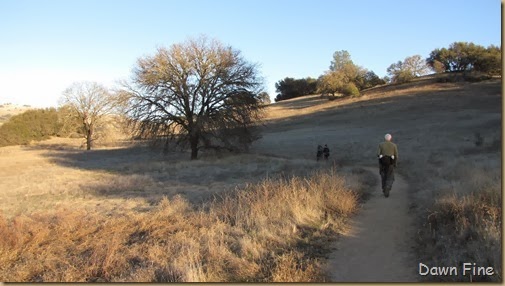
377,133,398,197
323,144,330,160
316,145,323,161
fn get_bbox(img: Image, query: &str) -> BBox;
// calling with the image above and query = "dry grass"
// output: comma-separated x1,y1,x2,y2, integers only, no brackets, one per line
259,75,501,282
0,168,360,282
414,156,501,282
265,78,462,122
0,137,327,218
0,75,500,282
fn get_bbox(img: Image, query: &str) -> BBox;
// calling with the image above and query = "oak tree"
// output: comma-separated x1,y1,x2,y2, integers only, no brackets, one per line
60,81,115,150
124,36,264,159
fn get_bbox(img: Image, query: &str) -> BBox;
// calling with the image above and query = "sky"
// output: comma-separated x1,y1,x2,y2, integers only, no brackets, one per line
0,0,501,107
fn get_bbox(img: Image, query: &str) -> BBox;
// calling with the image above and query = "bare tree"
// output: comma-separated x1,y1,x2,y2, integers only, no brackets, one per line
403,55,430,77
124,36,264,160
60,81,115,150
387,55,430,84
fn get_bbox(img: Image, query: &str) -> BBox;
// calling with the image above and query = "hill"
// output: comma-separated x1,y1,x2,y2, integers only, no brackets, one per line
259,75,500,162
0,103,33,126
258,75,501,282
0,75,501,282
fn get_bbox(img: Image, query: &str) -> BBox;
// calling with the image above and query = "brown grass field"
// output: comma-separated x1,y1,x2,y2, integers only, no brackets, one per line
0,74,501,282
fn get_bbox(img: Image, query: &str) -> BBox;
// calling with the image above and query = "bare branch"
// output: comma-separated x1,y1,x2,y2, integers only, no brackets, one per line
123,36,264,159
59,81,115,150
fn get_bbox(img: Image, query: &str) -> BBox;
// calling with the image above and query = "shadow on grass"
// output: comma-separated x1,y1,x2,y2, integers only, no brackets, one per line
25,79,500,205
26,143,318,205
24,144,167,171
264,79,500,132
271,95,334,111
22,143,222,204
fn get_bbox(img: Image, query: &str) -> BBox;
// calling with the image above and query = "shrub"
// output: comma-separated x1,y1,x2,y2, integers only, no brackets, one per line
463,73,492,82
0,108,62,147
419,188,501,282
415,159,502,283
342,83,360,97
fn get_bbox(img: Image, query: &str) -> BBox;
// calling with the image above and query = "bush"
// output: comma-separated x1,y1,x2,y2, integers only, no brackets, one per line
393,70,415,84
463,73,492,82
342,83,360,97
0,108,62,147
419,188,501,282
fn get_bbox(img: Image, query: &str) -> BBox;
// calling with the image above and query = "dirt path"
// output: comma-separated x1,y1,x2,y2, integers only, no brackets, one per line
326,167,418,282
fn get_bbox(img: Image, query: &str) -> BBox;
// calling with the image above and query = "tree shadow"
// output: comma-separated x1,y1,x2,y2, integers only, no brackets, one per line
263,80,500,132
271,95,335,111
25,79,500,206
26,143,281,205
254,79,501,170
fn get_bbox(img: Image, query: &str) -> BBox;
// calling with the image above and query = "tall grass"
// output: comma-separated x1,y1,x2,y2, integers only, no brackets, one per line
414,157,501,282
0,169,359,282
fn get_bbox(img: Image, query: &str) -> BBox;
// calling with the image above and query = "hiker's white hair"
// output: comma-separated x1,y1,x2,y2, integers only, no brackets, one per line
385,134,392,141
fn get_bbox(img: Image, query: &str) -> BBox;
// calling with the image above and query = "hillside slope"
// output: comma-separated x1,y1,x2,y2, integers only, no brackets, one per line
257,78,500,164
255,76,501,282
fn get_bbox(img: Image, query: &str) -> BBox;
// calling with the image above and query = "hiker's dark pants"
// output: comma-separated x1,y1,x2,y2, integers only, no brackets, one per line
379,157,395,192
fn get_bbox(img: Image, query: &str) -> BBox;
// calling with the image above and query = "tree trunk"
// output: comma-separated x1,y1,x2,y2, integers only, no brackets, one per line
86,127,92,150
190,135,199,160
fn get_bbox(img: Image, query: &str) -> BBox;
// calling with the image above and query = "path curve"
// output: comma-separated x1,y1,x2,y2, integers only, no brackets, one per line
326,167,418,282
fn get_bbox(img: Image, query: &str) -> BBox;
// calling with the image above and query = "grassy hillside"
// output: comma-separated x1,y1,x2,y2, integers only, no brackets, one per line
0,75,501,282
258,75,501,282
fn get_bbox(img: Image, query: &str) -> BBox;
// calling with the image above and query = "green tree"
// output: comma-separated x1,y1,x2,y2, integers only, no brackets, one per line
474,45,502,75
427,42,500,74
330,50,353,71
274,77,317,102
317,72,340,97
124,36,264,160
321,50,383,95
317,63,362,97
431,59,446,74
387,61,414,84
355,70,385,90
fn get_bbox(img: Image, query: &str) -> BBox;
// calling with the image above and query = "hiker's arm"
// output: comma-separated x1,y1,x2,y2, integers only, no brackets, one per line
394,145,398,166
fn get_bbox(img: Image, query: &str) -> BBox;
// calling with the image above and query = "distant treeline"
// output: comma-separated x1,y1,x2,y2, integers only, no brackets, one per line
0,107,82,147
274,41,501,102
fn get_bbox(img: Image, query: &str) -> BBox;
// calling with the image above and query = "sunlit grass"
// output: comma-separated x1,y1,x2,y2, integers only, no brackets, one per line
0,169,362,282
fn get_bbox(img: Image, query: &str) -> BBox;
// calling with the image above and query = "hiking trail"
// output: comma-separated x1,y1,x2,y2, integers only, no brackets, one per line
326,167,418,282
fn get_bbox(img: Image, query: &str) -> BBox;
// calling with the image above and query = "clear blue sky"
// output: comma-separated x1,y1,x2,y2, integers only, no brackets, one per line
0,0,501,107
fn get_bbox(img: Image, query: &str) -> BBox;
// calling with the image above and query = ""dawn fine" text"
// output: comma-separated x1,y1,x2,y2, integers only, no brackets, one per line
419,262,494,277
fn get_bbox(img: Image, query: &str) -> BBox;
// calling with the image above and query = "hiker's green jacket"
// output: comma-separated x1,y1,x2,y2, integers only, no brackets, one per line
377,141,398,159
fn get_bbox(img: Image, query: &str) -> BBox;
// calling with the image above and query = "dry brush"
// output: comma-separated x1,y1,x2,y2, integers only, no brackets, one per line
0,169,361,282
